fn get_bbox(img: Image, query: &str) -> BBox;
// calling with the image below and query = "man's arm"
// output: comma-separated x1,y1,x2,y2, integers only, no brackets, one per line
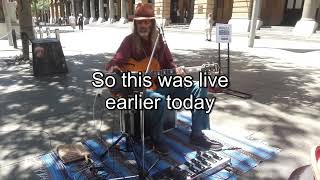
105,36,131,71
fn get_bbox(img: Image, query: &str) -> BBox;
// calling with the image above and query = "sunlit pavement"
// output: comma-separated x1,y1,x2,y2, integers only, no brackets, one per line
0,25,319,179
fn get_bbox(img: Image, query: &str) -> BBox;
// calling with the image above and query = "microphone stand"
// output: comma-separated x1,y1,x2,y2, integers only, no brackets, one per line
138,27,162,179
100,27,162,180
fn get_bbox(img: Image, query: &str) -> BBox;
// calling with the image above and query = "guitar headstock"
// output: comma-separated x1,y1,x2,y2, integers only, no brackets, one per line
201,63,220,73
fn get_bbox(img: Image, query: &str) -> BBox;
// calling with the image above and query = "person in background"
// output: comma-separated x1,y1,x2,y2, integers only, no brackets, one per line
205,13,214,41
78,13,84,31
69,13,76,31
184,9,188,24
176,8,180,23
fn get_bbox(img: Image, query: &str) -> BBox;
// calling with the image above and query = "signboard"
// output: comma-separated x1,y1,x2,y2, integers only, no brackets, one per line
216,24,232,43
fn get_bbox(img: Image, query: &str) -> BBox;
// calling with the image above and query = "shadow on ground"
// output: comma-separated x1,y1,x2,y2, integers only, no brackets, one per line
0,47,319,179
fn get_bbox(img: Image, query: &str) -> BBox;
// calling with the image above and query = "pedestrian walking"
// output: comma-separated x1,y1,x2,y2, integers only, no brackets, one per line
69,13,76,31
78,13,84,31
205,13,214,41
176,8,180,23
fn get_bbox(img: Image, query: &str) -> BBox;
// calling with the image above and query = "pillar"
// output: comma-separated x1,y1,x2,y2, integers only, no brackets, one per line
60,1,65,18
293,0,319,36
154,0,171,26
97,0,106,23
82,0,89,24
256,0,263,29
89,0,96,23
75,0,80,16
119,0,128,23
189,0,214,30
71,0,75,15
228,0,253,32
66,1,70,16
108,0,116,23
54,1,59,22
50,1,55,24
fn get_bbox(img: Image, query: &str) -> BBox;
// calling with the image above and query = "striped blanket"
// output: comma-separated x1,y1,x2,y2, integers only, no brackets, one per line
38,112,280,179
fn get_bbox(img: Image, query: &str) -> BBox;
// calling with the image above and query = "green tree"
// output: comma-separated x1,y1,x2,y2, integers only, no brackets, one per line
31,0,50,18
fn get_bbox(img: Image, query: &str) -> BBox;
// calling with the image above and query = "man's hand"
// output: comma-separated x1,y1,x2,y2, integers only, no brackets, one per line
175,66,186,76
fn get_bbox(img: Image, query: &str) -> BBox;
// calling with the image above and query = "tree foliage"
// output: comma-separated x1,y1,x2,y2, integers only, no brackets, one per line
31,0,50,15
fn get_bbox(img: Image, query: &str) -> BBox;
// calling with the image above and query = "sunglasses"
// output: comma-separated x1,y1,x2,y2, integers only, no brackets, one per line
136,20,152,25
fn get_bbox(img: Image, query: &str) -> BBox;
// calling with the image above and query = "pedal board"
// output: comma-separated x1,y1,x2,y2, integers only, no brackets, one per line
153,150,231,179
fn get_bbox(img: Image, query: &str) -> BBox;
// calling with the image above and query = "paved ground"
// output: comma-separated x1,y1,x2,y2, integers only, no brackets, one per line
0,24,319,179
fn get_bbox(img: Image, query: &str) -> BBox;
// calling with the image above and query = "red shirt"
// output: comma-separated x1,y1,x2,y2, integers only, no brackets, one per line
105,34,177,71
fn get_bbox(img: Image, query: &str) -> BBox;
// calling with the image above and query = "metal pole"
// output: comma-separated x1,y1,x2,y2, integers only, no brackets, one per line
227,43,230,81
55,29,60,40
40,28,43,39
12,29,17,48
46,27,50,37
218,43,221,75
248,0,261,47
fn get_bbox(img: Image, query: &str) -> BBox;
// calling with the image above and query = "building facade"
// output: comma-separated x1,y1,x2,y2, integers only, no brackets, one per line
51,0,319,34
1,0,320,35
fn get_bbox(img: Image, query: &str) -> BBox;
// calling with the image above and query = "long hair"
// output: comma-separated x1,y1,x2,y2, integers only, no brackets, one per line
132,19,161,56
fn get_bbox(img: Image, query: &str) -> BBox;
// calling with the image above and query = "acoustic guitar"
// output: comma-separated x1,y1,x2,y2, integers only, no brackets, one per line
109,57,220,96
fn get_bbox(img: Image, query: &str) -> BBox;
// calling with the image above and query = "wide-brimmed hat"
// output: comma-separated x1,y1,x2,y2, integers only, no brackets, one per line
134,3,156,20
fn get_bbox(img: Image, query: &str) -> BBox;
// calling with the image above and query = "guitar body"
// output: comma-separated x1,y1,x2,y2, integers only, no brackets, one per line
119,57,160,90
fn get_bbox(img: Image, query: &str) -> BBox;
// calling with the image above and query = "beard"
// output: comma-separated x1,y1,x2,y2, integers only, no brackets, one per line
138,28,150,39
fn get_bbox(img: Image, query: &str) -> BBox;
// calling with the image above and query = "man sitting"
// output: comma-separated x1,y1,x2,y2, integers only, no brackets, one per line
106,3,220,155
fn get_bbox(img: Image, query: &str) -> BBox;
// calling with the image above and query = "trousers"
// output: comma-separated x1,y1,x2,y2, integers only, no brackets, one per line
144,81,210,143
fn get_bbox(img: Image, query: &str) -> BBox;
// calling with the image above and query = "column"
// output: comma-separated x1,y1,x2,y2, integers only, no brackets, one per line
293,0,319,35
256,0,263,29
119,0,128,23
154,0,171,26
189,0,214,30
55,1,59,22
83,0,89,24
60,1,65,18
89,0,96,23
71,0,75,15
108,0,115,23
75,0,80,16
50,1,55,24
97,0,106,23
228,0,253,32
66,1,70,17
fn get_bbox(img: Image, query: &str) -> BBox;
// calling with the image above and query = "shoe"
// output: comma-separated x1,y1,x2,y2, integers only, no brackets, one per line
208,39,212,41
190,133,223,150
154,141,169,156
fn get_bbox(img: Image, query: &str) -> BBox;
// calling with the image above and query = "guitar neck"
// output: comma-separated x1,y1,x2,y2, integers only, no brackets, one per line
146,65,217,76
183,66,203,73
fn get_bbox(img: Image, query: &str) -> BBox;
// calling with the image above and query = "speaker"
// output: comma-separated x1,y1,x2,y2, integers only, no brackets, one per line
32,38,68,76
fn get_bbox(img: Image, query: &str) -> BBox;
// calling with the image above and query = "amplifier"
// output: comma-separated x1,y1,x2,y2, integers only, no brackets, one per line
153,150,231,179
31,38,68,76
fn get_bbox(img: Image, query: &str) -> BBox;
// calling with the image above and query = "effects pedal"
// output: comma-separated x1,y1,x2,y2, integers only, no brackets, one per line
153,150,231,179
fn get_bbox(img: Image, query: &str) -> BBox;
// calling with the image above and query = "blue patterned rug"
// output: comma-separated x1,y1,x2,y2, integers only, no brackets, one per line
37,112,280,179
